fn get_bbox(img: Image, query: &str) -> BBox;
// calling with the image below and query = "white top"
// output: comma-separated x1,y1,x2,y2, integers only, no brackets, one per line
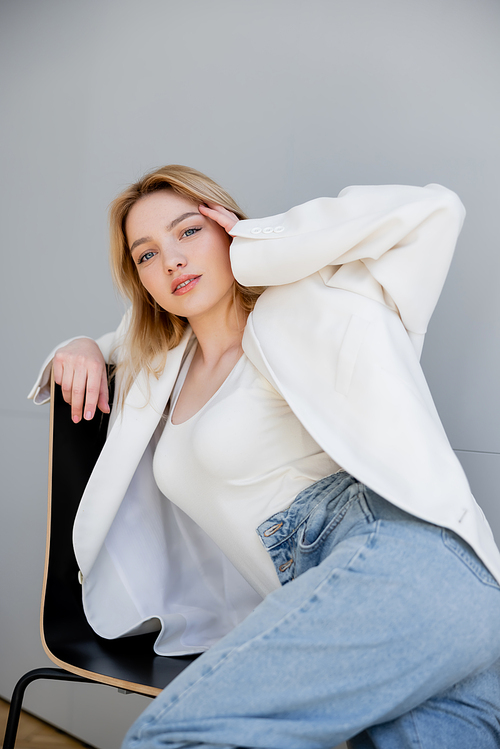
153,345,340,598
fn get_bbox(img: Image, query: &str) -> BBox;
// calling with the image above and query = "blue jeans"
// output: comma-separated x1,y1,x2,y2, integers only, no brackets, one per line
123,472,500,748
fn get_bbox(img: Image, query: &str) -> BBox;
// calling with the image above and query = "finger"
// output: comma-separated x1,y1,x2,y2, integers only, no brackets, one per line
198,203,221,220
82,361,104,421
97,369,110,414
200,202,236,220
70,364,88,423
200,200,220,209
199,204,238,233
60,362,75,408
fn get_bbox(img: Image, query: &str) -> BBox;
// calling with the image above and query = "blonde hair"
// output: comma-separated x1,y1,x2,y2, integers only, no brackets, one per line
109,164,264,400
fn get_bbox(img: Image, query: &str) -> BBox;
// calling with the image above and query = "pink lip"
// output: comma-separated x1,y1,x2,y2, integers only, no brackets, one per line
171,274,202,295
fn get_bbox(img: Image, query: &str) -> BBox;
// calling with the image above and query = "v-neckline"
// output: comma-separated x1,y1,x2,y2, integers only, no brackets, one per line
169,345,245,426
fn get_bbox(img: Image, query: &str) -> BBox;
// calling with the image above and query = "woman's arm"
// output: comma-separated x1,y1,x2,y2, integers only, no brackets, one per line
228,184,465,342
28,308,132,419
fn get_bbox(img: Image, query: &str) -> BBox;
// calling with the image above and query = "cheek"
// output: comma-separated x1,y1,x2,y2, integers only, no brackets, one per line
214,244,234,280
136,270,153,294
137,268,165,304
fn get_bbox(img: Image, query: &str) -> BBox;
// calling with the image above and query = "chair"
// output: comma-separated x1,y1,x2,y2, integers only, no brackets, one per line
3,373,198,749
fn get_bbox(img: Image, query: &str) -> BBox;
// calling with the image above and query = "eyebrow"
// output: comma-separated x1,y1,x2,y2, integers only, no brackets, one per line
168,211,200,231
129,211,201,254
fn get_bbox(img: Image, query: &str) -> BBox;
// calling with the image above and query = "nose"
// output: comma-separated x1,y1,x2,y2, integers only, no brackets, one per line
162,249,187,274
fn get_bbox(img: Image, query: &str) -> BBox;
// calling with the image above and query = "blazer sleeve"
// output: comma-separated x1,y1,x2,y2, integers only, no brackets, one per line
27,308,132,405
229,184,465,346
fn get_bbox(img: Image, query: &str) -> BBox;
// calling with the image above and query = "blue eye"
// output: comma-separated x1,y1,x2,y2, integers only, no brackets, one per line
138,251,155,264
182,227,201,238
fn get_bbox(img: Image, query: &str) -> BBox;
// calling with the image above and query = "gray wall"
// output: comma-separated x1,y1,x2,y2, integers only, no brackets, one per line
1,1,499,747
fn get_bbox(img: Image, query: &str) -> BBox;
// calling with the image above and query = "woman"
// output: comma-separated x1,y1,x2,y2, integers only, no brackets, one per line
30,165,500,748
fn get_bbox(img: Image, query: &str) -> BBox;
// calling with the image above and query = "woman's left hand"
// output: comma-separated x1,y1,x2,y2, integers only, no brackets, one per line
199,202,239,234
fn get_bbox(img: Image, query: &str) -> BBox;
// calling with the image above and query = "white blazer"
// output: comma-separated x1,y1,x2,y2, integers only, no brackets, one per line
30,183,500,655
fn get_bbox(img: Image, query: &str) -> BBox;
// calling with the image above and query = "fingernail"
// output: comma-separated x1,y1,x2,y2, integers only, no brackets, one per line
85,411,92,420
73,415,81,424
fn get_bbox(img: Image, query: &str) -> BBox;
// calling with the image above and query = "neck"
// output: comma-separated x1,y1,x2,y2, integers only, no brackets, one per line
187,291,247,367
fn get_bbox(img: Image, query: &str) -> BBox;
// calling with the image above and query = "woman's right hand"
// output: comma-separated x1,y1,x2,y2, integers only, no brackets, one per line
52,338,109,423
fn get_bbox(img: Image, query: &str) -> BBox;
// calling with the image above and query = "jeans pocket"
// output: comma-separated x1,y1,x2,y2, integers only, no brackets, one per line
441,529,500,590
299,483,373,553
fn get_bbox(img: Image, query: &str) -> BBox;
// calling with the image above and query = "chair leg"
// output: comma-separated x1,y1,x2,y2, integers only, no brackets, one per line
2,667,94,749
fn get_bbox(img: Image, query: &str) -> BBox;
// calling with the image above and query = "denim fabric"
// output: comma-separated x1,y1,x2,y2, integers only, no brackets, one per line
257,472,374,586
123,473,500,749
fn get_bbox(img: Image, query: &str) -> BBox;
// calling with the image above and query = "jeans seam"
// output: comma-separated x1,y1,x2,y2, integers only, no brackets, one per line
345,519,380,571
410,709,424,749
135,645,238,736
441,529,500,590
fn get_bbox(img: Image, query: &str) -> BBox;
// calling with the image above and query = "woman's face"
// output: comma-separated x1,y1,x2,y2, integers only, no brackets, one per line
125,190,235,323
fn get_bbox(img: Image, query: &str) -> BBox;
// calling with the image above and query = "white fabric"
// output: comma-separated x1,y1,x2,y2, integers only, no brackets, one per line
28,183,500,656
154,347,339,598
92,426,263,653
